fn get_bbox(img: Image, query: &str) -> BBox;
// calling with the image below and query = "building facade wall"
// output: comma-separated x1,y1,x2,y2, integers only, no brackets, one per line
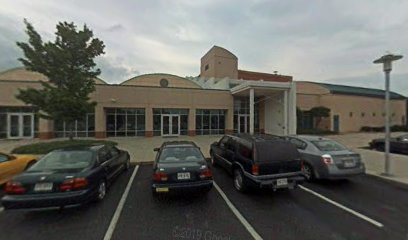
321,94,406,132
121,74,200,89
0,80,234,139
296,81,406,132
200,46,238,79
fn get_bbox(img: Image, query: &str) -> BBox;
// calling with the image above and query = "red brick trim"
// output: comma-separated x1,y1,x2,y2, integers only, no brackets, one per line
187,130,196,136
95,131,106,138
38,132,54,140
225,129,234,134
145,131,153,137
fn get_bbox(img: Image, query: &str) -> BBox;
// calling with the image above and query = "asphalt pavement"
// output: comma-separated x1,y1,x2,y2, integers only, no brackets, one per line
0,164,408,240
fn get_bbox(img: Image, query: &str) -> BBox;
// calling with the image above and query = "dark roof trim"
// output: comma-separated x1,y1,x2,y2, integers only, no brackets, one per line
301,81,406,100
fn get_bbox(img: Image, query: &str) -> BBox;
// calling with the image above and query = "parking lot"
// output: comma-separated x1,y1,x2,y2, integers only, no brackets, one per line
1,164,408,240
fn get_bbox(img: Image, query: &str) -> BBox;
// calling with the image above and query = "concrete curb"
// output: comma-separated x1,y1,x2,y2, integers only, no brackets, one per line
366,171,408,188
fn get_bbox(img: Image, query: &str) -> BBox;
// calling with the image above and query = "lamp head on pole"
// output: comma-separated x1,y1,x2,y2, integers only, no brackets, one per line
373,53,403,72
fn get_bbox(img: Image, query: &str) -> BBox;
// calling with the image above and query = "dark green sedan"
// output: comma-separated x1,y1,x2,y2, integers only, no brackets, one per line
152,141,213,195
2,145,130,210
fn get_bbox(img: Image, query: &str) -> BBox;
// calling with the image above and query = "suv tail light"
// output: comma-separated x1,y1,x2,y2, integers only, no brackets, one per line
153,172,168,182
199,168,212,179
4,181,26,194
322,154,334,165
60,178,88,192
252,164,259,176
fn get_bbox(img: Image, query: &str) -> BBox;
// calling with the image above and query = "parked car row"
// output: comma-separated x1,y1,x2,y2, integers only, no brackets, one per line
1,134,366,210
369,134,408,154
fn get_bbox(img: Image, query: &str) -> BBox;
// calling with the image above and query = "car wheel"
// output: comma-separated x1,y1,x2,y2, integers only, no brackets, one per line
210,152,217,167
96,180,107,201
303,164,315,181
25,160,36,170
233,169,248,192
375,144,385,152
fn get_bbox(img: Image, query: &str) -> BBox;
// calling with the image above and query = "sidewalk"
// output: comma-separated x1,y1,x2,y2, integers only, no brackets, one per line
327,132,408,185
1,133,408,185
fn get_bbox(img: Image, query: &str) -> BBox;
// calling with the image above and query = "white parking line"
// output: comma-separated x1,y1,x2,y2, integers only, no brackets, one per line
214,182,263,240
299,185,384,228
103,165,139,240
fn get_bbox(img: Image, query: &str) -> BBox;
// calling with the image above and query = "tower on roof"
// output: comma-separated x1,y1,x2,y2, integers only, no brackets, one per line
200,46,238,79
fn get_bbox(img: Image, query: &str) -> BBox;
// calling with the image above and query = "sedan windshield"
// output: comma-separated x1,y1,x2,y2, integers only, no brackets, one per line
159,147,204,162
312,140,347,152
28,151,94,171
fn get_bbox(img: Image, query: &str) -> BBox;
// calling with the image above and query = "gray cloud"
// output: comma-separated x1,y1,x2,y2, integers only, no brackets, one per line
0,0,407,96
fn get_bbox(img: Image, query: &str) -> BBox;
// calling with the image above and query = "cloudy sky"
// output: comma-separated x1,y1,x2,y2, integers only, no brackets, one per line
1,0,407,95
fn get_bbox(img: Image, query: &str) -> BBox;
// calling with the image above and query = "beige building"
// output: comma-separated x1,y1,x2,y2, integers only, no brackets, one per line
297,81,407,132
0,46,297,139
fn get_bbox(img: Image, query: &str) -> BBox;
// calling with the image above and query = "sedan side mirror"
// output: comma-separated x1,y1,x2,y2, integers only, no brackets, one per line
153,147,160,152
8,155,16,160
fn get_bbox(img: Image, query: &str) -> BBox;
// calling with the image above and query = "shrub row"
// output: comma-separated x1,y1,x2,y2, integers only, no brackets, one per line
360,125,408,132
297,128,336,135
12,140,118,154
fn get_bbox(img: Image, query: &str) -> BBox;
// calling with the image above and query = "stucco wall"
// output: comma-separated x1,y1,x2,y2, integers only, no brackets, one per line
264,92,285,135
296,81,406,132
121,74,200,89
200,46,238,79
321,94,406,132
0,80,234,138
0,68,106,84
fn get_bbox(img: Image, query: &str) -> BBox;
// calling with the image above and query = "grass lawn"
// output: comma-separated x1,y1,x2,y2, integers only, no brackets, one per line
11,140,117,154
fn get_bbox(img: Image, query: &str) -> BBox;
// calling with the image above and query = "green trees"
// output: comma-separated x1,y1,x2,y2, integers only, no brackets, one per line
16,20,105,139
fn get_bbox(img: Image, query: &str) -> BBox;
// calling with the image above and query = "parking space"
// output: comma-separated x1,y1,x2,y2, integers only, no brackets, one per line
212,167,389,240
1,164,408,240
110,165,252,240
0,166,135,240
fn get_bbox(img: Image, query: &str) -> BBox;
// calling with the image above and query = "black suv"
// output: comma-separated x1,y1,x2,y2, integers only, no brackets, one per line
210,134,304,192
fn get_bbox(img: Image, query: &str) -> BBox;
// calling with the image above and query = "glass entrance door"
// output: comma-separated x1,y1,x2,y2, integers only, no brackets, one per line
238,114,249,133
161,114,180,136
7,113,34,139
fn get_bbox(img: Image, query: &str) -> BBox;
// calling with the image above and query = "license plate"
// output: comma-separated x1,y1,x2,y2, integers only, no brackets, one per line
34,182,53,192
276,178,288,186
344,161,356,168
177,172,190,180
156,187,169,192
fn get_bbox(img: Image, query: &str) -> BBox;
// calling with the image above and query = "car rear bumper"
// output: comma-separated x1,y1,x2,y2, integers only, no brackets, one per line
1,188,97,210
244,171,305,189
152,180,213,193
319,164,366,179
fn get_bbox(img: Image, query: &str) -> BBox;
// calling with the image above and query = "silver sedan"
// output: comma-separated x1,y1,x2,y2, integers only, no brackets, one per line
284,135,366,181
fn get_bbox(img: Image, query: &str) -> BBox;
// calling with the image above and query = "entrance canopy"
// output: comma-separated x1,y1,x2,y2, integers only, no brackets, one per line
230,81,296,136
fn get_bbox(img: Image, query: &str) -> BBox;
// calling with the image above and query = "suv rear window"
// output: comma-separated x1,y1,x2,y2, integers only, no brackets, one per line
158,147,205,162
254,140,300,162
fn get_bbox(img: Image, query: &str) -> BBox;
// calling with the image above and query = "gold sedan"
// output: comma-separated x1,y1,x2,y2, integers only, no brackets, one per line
0,152,38,185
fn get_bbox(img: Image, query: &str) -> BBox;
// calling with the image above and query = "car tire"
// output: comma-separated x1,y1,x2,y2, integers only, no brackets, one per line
375,144,385,152
233,169,248,192
24,160,36,170
95,180,107,202
303,163,315,181
210,152,218,167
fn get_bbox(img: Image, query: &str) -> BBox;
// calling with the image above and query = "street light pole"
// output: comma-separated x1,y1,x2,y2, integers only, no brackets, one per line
384,69,391,175
373,53,403,176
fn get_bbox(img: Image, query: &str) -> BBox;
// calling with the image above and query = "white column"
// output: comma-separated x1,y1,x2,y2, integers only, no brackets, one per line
249,88,255,134
288,82,297,135
283,90,288,135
